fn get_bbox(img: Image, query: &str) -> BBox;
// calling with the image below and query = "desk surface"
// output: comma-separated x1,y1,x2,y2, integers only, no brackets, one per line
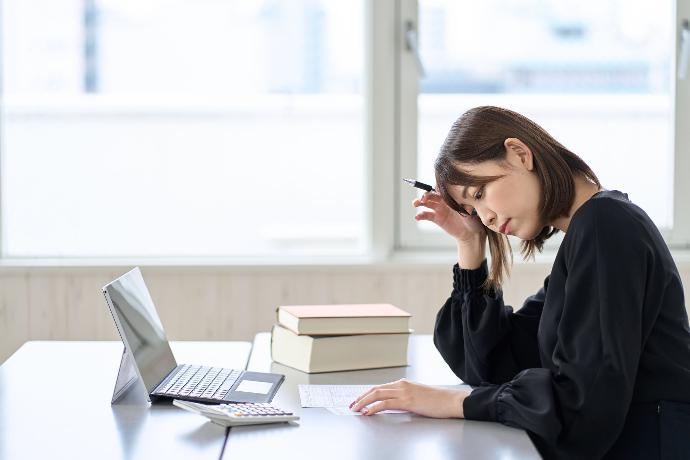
223,333,541,460
1,337,541,460
0,341,251,460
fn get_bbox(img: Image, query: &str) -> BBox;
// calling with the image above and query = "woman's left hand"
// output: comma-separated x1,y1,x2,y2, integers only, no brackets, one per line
349,378,471,418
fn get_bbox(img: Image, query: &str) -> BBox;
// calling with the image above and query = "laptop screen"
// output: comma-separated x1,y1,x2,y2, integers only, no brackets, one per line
103,267,178,393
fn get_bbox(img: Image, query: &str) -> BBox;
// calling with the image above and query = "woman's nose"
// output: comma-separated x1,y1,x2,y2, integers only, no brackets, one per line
479,210,496,228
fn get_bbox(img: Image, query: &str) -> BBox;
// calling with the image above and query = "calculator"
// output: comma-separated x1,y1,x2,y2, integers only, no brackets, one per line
173,399,299,426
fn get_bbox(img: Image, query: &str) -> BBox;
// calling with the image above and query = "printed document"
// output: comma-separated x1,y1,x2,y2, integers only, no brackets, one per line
298,384,407,415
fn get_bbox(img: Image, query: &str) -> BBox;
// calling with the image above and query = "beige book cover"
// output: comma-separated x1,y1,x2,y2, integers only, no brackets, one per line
276,303,411,335
270,324,410,373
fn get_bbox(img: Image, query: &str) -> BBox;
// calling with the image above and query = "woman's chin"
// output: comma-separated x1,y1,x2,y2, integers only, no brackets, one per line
521,227,543,241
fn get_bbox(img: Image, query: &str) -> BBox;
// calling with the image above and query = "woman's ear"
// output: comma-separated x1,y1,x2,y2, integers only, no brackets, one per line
504,138,534,171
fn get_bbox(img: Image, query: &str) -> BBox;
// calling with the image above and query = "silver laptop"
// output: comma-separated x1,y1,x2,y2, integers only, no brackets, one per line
102,267,284,404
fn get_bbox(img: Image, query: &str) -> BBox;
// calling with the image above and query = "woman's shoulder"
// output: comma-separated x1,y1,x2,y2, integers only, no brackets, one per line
570,189,650,232
565,190,660,251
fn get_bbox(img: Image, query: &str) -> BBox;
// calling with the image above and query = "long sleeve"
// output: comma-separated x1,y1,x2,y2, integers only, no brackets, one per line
462,198,652,459
433,260,545,385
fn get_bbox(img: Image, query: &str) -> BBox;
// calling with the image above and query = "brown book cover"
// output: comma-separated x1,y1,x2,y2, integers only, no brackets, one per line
276,303,411,335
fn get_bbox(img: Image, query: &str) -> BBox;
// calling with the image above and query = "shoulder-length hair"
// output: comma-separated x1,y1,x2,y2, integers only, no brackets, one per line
434,106,600,291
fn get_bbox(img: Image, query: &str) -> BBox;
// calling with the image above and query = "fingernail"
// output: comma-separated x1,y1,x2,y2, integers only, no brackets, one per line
349,401,354,408
361,408,368,414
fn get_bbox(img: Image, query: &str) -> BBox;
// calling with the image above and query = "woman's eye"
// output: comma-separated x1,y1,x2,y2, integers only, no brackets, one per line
474,186,484,200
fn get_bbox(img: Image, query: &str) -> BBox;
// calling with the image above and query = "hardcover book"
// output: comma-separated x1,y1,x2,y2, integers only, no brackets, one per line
270,324,410,373
276,303,411,335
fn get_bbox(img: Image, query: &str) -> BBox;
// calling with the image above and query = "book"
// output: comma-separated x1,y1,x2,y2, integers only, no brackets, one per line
276,303,411,335
270,324,410,373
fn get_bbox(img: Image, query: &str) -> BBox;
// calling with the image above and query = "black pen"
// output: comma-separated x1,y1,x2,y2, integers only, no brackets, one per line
402,178,434,193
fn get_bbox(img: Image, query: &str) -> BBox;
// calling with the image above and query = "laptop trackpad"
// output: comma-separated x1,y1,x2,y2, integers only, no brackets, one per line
226,371,284,403
236,380,273,393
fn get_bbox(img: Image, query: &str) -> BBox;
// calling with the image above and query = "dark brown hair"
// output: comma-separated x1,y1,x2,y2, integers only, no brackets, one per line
435,106,600,291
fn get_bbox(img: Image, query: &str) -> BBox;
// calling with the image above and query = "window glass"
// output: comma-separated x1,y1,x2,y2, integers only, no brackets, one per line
417,0,673,232
2,0,365,257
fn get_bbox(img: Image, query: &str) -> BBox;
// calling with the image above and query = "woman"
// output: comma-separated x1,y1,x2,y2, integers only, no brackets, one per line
349,106,690,459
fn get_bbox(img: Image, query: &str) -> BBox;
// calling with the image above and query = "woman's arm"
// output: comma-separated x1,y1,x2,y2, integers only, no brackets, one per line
412,190,544,384
349,379,472,418
349,260,545,417
350,190,541,417
433,259,545,385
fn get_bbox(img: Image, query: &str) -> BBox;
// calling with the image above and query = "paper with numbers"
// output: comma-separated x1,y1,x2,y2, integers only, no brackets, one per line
298,384,407,414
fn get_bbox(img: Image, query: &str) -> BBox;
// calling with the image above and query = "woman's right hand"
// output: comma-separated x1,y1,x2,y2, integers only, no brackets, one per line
413,191,486,243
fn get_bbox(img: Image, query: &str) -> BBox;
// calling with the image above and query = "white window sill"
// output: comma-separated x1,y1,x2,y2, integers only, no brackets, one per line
1,248,689,271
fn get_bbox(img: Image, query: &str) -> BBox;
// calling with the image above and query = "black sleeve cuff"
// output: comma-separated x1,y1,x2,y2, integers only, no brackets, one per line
463,383,504,422
452,259,489,294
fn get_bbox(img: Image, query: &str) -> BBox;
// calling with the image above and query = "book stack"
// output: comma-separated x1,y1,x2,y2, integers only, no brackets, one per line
270,303,412,373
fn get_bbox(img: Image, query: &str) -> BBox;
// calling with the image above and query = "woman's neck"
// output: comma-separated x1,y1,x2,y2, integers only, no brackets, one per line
550,176,602,233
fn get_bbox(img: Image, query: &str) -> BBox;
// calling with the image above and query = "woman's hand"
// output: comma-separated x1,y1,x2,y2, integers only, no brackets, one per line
414,191,485,243
349,378,471,418
415,191,487,269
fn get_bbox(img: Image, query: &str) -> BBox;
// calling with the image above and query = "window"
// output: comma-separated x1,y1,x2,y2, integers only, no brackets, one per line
1,0,687,262
398,0,690,250
1,0,365,258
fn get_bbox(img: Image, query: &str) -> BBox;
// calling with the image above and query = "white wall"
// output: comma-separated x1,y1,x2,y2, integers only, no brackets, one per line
2,257,689,364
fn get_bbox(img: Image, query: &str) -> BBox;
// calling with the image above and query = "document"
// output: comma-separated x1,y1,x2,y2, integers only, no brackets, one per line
298,384,407,415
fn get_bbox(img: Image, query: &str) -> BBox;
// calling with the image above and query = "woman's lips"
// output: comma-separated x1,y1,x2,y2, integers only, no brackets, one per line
499,218,511,234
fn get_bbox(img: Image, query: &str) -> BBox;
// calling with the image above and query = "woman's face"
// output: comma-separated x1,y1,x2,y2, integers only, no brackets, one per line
446,138,544,240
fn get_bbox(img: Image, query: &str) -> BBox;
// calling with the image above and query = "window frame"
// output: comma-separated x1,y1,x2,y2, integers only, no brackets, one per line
669,0,690,248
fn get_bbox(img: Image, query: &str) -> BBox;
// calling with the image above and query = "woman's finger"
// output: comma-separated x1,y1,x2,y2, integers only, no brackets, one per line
414,211,437,222
351,389,401,413
350,388,401,412
349,386,396,410
350,379,407,409
349,386,382,409
414,199,443,211
423,190,441,199
362,398,400,416
417,199,443,209
420,193,443,205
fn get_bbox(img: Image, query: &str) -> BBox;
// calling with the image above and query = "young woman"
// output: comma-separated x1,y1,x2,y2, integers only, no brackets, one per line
349,106,690,459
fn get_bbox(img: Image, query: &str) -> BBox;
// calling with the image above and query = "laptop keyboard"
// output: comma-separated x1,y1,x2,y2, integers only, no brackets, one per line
158,365,242,401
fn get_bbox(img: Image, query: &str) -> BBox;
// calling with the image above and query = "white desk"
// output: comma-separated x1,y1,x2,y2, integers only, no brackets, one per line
0,341,250,460
223,333,541,460
0,337,541,459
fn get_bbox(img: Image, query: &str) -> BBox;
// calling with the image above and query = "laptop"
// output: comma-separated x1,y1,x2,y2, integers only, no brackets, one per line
102,267,284,404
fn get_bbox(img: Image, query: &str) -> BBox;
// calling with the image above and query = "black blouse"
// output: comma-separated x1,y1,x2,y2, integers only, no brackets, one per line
433,190,690,459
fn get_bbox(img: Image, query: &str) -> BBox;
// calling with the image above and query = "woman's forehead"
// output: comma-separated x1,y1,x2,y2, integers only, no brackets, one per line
454,160,504,176
448,184,474,201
